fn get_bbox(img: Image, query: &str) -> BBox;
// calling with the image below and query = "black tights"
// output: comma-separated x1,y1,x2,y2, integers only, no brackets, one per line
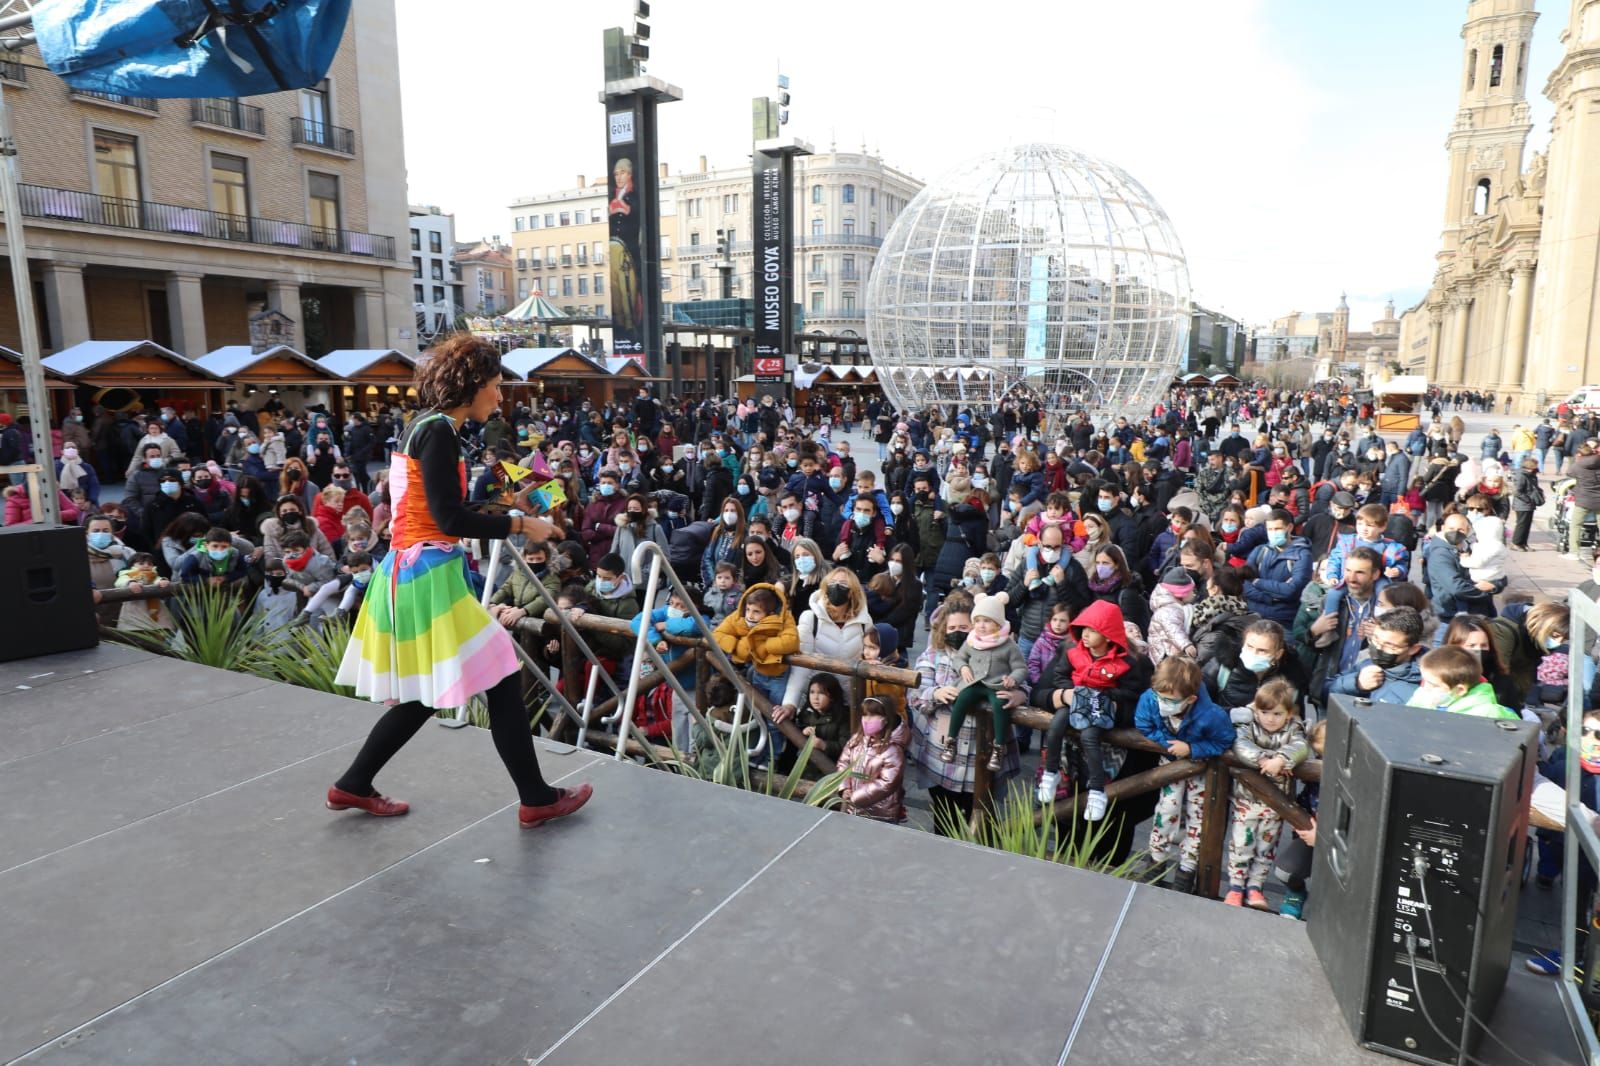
335,672,558,807
1043,712,1107,791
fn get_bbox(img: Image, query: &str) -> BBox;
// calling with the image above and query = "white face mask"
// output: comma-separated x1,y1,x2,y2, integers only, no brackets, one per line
888,561,903,578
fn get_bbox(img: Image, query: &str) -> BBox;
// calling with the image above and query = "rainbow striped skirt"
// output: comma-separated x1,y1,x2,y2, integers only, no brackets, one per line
335,542,520,709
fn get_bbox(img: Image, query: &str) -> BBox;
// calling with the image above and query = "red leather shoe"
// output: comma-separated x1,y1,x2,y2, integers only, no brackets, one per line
519,783,593,829
325,786,410,817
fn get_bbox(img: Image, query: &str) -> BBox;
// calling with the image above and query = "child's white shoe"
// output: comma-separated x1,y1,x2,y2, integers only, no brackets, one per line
1037,770,1061,805
1084,789,1108,821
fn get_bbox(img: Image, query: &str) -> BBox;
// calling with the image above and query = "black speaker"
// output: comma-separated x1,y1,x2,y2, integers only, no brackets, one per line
0,523,98,662
1310,695,1536,1065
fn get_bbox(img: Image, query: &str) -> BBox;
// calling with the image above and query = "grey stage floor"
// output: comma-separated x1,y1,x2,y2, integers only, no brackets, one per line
0,645,1585,1065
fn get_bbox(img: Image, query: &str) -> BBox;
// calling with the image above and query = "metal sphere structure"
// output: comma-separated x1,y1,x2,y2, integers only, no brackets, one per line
865,143,1190,418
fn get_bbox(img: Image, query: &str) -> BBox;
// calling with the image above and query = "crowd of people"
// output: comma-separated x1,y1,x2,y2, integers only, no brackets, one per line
11,372,1599,936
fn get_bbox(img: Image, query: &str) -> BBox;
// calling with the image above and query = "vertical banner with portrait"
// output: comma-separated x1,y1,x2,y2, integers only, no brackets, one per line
607,103,646,361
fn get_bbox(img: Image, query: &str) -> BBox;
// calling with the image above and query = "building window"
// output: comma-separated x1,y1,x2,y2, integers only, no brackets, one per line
811,184,822,204
433,285,445,304
413,284,423,303
559,211,571,226
592,208,604,223
92,129,141,209
577,276,588,296
690,263,702,280
412,256,422,278
1516,43,1527,89
811,254,823,274
431,261,444,281
529,215,540,230
810,291,823,313
842,218,855,237
307,171,340,234
690,232,701,246
518,280,528,299
842,292,856,312
410,229,420,250
841,254,856,279
593,241,603,259
1467,48,1478,91
661,274,670,291
210,152,248,220
1474,178,1491,215
546,246,555,262
869,188,876,206
594,273,604,294
811,218,824,237
544,213,554,227
429,231,442,254
514,216,525,230
842,184,855,204
561,276,572,296
1489,44,1503,88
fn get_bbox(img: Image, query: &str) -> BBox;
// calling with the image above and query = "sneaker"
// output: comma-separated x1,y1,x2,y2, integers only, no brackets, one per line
1526,949,1561,976
1084,789,1108,822
1223,888,1244,907
1037,770,1061,805
1246,888,1272,911
1280,890,1307,920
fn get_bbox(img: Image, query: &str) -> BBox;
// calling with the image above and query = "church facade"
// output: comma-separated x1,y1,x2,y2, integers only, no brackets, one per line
1413,0,1600,411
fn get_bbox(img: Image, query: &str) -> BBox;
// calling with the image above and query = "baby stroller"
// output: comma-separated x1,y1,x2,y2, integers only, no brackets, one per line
1549,476,1599,552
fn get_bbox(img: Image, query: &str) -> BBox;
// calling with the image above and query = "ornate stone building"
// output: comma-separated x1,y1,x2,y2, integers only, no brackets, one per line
1419,0,1600,410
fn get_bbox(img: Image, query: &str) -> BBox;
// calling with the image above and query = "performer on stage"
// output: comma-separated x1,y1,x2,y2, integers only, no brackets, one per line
327,335,592,828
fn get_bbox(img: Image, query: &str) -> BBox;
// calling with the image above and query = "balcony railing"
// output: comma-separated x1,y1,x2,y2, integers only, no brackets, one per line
191,98,265,135
560,254,572,266
71,89,157,112
807,271,829,283
290,116,355,154
19,183,395,259
803,233,882,248
810,307,865,321
530,257,542,268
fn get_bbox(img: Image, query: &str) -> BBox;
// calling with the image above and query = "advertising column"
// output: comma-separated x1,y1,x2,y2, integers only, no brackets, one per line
751,149,787,395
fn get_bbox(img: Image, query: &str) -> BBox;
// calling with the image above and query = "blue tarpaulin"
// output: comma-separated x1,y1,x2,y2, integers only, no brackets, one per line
32,0,352,98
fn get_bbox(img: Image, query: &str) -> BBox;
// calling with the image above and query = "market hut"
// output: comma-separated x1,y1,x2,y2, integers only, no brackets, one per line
42,339,224,422
195,344,346,412
319,348,419,418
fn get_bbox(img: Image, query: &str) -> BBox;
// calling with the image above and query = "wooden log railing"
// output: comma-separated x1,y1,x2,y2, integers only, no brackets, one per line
1007,706,1321,899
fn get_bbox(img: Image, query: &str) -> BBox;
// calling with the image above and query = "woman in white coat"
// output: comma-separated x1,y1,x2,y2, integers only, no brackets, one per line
775,566,873,722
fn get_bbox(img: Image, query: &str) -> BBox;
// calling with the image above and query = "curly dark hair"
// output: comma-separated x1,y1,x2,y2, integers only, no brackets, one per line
415,334,503,410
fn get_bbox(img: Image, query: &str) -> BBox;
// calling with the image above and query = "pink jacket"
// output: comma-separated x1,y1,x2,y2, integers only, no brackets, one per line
4,488,80,526
1145,584,1192,666
837,721,908,822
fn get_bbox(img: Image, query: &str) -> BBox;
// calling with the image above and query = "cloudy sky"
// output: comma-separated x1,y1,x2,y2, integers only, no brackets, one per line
397,0,1567,332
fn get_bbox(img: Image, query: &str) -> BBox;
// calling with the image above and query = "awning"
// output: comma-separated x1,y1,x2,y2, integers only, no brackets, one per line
43,340,222,388
319,349,416,382
196,344,345,384
503,293,570,323
0,347,77,390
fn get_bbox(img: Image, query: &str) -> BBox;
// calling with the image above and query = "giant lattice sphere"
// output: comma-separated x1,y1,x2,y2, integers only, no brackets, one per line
866,143,1190,418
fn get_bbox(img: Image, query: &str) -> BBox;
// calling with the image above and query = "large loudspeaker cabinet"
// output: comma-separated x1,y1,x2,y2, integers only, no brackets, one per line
0,523,98,662
1310,695,1536,1066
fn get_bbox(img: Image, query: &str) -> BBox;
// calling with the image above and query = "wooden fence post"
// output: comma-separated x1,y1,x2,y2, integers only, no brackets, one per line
1194,758,1232,899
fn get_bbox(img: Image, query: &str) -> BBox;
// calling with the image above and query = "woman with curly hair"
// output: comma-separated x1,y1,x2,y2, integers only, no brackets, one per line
330,335,591,828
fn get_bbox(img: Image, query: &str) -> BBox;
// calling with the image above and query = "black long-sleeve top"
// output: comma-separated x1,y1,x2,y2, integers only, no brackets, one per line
409,413,513,542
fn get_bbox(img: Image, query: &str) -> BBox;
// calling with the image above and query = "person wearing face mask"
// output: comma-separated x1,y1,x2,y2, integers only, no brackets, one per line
1243,509,1311,626
54,442,100,505
865,543,923,653
1421,512,1495,623
1009,524,1089,657
1328,605,1426,704
1441,614,1523,712
777,567,874,722
1405,645,1516,718
610,492,669,560
831,496,889,583
173,525,252,591
83,513,133,621
488,540,561,635
253,561,298,627
263,494,335,561
700,496,748,587
578,468,629,568
123,417,184,480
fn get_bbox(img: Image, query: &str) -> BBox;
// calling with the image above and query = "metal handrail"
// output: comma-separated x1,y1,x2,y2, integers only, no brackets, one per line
618,541,836,773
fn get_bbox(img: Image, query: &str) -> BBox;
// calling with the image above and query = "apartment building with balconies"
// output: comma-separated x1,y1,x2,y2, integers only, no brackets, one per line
0,0,413,359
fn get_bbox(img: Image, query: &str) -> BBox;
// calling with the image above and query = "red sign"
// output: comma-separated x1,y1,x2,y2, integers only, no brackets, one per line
753,357,784,376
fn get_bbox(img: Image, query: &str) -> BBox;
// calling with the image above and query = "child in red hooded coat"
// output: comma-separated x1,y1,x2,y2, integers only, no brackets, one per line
1037,599,1136,821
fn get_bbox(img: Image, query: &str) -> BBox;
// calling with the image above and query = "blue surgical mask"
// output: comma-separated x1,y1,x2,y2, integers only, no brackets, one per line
1221,521,1239,534
787,457,798,468
352,570,372,588
1547,636,1564,651
980,568,997,585
180,470,192,483
147,457,164,469
1157,696,1187,716
87,531,113,549
794,554,817,575
854,511,872,528
247,443,261,454
599,483,616,497
829,477,843,490
1097,498,1114,513
206,546,230,561
737,483,750,495
161,481,180,496
596,577,616,594
1240,651,1274,674
667,606,688,620
1268,530,1288,548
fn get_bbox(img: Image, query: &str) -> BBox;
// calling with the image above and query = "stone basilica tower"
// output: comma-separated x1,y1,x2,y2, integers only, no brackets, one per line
1440,0,1538,260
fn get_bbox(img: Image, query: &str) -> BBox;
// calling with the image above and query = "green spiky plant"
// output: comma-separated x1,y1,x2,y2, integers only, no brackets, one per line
935,783,1153,879
260,614,356,696
121,582,275,674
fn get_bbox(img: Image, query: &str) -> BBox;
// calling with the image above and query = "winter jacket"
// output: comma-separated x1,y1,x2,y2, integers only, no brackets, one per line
1030,600,1151,729
1195,465,1232,519
1381,453,1410,498
1512,468,1545,512
1411,680,1515,719
1329,655,1423,705
1326,533,1409,583
1233,716,1309,773
1203,650,1311,714
1421,535,1482,621
1244,535,1313,625
783,589,875,707
260,515,335,562
837,722,908,821
1190,597,1257,665
834,514,889,583
1145,585,1193,665
713,582,799,677
910,498,947,570
583,576,641,658
580,494,629,567
1575,453,1600,511
3,488,80,526
490,566,561,631
172,545,252,588
950,626,1028,691
929,502,989,596
1133,686,1235,760
629,605,700,674
1007,546,1089,641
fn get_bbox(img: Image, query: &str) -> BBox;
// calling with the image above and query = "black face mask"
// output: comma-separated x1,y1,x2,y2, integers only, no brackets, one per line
945,629,968,649
826,582,850,606
1443,530,1468,547
267,574,286,590
1368,647,1404,669
280,512,302,525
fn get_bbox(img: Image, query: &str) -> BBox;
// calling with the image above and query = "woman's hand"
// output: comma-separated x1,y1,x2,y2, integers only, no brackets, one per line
771,703,795,724
933,685,960,703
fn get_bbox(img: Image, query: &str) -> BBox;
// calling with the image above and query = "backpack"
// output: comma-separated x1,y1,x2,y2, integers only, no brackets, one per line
1536,651,1570,689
